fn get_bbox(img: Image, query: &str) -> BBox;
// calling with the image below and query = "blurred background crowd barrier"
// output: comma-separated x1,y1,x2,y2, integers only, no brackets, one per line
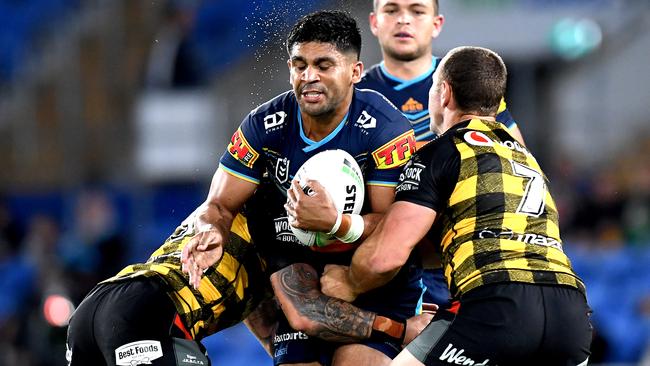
0,0,649,365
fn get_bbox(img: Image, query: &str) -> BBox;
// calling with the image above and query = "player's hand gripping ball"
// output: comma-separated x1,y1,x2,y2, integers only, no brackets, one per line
289,149,364,247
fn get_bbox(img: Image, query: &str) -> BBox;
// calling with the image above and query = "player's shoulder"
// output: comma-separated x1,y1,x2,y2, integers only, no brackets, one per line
349,88,411,139
248,90,295,119
242,91,298,137
416,126,458,161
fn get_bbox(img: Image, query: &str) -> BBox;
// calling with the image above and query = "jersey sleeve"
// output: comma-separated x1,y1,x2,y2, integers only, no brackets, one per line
395,137,459,213
219,113,265,184
366,108,417,187
496,98,517,130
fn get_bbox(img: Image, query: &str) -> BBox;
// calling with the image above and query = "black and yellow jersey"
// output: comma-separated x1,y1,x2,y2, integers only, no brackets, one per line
395,119,584,298
102,213,269,340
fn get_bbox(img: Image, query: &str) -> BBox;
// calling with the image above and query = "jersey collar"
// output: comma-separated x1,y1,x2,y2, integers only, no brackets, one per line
379,58,438,91
298,107,349,153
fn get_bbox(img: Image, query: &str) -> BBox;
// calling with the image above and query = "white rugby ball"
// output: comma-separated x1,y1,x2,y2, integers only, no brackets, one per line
289,149,364,247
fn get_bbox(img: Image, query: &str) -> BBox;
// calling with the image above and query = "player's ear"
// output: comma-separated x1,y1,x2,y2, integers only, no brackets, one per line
369,12,379,36
352,60,364,84
440,80,452,108
431,14,445,39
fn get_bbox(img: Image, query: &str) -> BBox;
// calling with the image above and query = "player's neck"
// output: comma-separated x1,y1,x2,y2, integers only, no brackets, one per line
382,54,434,80
301,102,351,142
439,113,495,135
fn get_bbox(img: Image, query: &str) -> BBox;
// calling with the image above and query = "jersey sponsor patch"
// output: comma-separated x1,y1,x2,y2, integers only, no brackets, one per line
402,97,424,113
463,131,493,147
264,111,287,132
355,110,377,129
396,160,425,193
115,340,163,365
372,130,416,169
228,128,259,168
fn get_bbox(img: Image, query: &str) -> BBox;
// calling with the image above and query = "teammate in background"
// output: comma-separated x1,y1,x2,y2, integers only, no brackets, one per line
181,10,429,366
357,0,526,309
321,46,592,366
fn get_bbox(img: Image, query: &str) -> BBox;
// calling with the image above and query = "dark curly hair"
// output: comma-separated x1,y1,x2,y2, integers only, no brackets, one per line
286,10,361,60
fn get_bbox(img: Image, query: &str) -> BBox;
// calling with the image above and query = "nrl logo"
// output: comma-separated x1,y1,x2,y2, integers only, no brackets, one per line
275,157,290,185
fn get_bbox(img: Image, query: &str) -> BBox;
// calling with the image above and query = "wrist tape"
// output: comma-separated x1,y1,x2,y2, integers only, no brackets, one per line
336,213,364,243
328,211,343,236
369,315,406,345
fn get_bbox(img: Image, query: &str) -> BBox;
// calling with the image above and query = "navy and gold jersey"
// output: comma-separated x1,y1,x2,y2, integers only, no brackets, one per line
102,214,270,340
220,88,416,272
395,119,585,298
357,60,517,143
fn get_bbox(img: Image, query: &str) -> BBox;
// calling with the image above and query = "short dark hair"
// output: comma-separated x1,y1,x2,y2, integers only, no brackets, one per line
373,0,439,15
438,46,506,116
286,10,361,60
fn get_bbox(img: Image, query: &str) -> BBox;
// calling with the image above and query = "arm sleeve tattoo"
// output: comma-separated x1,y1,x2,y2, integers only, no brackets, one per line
272,263,376,343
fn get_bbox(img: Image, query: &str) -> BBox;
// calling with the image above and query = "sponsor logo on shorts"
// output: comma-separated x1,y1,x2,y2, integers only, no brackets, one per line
274,343,288,358
372,130,416,169
273,331,309,344
273,217,300,244
439,343,490,365
227,128,259,168
115,340,163,366
181,354,206,365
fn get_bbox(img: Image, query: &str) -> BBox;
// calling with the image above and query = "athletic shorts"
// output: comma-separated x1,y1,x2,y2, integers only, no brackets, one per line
405,283,592,366
421,268,451,310
66,277,210,366
272,264,424,365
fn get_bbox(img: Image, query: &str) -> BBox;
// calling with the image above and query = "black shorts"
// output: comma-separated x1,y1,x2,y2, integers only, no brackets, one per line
405,283,592,366
66,277,210,366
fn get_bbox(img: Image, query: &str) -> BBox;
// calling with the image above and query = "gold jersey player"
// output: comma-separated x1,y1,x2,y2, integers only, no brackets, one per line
321,46,592,366
357,0,526,310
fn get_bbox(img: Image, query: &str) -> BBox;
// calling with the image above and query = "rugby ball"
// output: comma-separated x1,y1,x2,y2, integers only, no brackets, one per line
289,149,364,247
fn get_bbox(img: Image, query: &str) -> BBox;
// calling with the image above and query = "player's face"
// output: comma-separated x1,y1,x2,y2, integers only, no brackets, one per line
288,42,362,118
370,0,443,62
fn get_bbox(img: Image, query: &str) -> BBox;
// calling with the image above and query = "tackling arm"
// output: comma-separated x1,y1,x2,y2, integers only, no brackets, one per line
181,167,258,289
324,201,438,301
271,263,433,345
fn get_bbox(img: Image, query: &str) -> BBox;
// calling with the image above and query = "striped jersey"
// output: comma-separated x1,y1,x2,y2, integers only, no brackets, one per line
357,60,517,143
395,119,585,298
102,213,269,340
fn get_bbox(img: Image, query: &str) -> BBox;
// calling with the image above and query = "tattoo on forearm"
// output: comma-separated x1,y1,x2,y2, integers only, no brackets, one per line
278,263,375,343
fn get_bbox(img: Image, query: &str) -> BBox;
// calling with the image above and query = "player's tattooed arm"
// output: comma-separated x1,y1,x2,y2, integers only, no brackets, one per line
271,263,375,343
